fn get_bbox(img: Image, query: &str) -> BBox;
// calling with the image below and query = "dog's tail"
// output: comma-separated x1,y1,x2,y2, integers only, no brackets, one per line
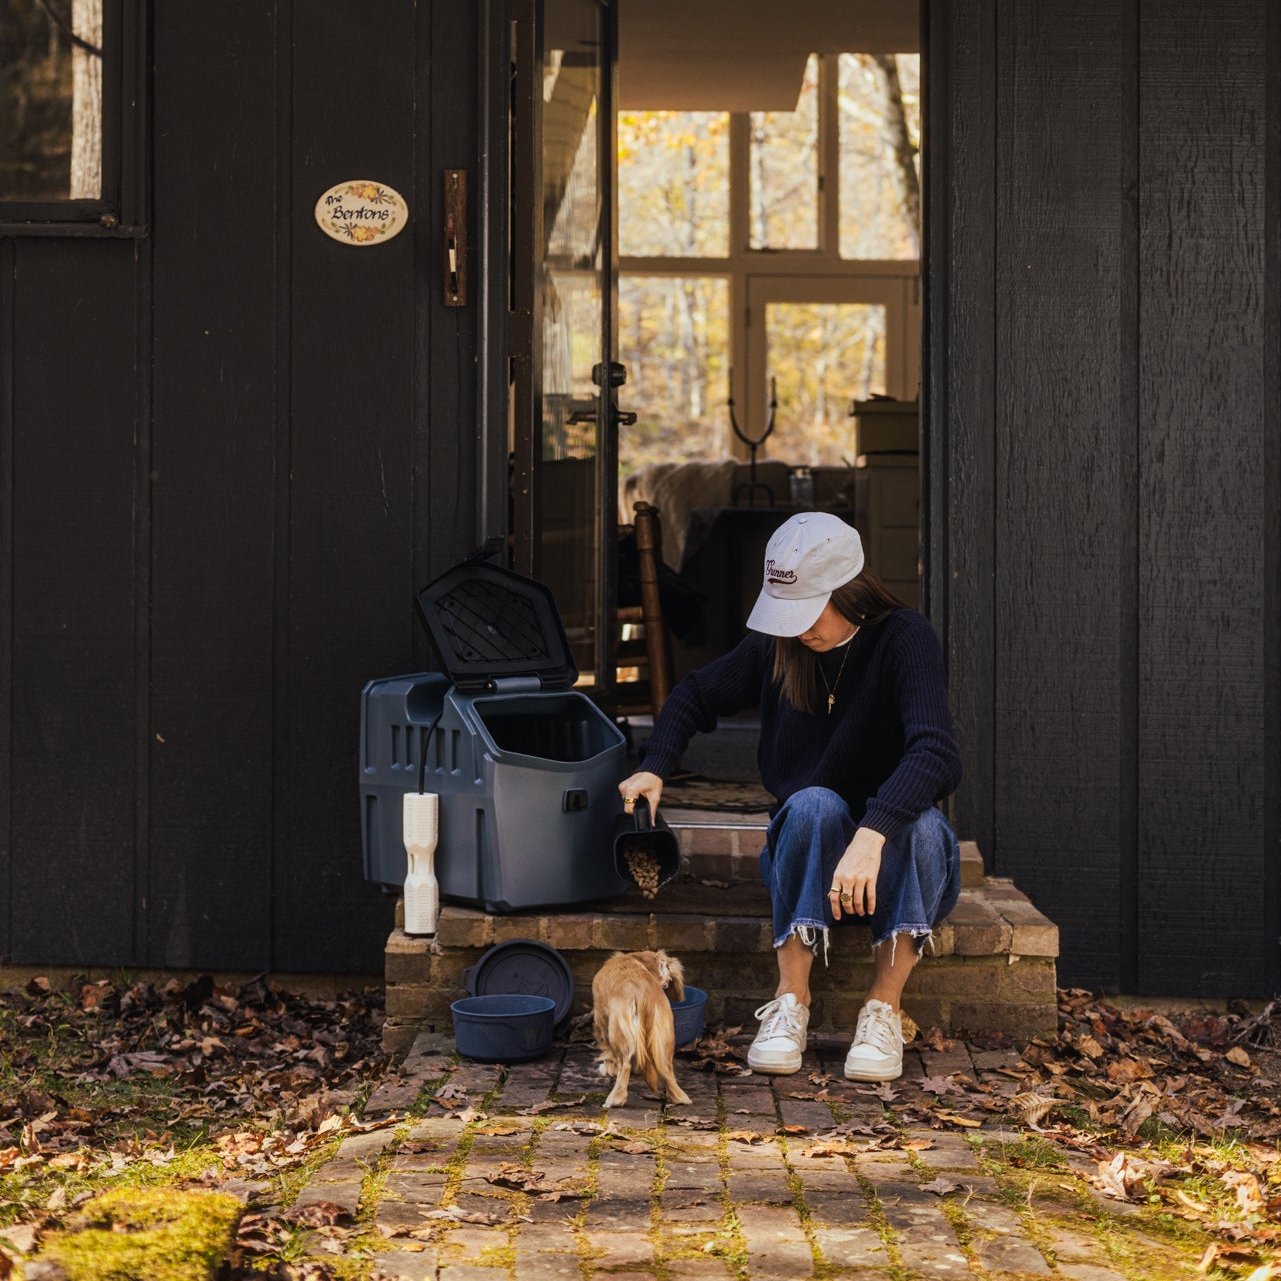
606,1000,674,1097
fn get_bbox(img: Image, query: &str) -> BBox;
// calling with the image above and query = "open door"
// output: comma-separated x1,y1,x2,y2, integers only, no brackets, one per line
511,0,623,697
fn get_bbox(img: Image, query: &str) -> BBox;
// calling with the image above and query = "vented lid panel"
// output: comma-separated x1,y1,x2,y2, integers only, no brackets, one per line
416,564,576,690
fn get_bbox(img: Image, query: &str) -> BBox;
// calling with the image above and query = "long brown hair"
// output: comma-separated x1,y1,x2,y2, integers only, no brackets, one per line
771,568,908,714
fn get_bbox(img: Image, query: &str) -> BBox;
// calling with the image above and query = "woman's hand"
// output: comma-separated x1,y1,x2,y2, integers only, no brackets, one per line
828,827,886,920
618,770,663,819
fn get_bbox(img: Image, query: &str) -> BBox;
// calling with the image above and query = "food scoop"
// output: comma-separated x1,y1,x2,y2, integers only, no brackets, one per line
612,796,681,898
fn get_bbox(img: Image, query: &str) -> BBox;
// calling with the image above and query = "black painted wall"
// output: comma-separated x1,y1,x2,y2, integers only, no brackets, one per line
3,0,1278,995
0,2,495,973
927,0,1281,994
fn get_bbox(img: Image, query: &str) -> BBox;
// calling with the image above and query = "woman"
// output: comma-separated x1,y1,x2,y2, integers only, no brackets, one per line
618,512,962,1082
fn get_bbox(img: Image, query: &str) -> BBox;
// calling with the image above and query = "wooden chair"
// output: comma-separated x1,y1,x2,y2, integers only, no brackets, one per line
615,501,674,719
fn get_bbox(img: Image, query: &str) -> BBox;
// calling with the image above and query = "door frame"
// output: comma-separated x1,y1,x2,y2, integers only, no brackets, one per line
508,0,619,694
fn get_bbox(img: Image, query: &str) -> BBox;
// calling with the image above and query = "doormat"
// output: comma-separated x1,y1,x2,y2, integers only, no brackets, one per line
660,775,773,814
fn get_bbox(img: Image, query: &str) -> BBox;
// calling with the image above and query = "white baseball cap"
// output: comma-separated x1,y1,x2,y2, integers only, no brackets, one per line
745,512,865,637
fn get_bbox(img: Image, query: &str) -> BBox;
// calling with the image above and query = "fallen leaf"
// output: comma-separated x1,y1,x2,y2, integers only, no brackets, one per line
486,1163,547,1192
919,1074,967,1096
1009,1090,1057,1131
1106,1057,1155,1084
525,1095,587,1114
423,1205,526,1226
1221,1169,1267,1216
399,1137,442,1154
0,1226,37,1255
933,1110,981,1128
1227,1046,1252,1069
921,1177,964,1196
1092,1151,1171,1202
287,1200,355,1227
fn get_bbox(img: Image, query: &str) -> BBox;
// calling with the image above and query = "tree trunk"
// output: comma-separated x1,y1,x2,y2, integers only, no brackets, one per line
70,0,102,199
873,54,919,258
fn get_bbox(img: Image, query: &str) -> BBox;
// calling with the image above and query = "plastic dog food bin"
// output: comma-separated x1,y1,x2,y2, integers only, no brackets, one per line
359,561,631,912
669,985,708,1048
450,994,556,1062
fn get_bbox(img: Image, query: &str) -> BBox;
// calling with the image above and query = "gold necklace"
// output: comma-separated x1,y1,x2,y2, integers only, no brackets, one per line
818,635,856,715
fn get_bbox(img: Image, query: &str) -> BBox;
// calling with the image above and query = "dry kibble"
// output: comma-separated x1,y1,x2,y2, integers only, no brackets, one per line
623,846,662,898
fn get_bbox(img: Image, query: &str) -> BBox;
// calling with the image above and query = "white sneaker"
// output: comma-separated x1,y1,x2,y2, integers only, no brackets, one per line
843,999,904,1081
747,994,809,1075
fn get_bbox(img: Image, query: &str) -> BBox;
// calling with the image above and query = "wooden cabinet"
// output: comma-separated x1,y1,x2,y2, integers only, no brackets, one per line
854,455,920,609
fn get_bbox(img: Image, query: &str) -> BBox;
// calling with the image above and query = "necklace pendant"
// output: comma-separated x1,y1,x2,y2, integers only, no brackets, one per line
827,692,835,714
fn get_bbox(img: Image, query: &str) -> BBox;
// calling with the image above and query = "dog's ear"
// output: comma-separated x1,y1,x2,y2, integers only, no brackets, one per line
655,951,685,1000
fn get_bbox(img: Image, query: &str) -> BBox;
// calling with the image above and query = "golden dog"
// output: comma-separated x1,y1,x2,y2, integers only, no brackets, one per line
592,950,692,1108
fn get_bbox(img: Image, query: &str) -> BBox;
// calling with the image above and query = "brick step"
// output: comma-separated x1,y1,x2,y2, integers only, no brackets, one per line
383,832,1058,1055
665,809,985,890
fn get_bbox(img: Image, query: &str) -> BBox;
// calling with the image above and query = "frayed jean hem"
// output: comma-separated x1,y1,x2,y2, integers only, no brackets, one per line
870,925,936,964
774,920,831,966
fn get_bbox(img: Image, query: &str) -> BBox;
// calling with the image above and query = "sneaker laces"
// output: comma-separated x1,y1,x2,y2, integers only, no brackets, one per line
854,1002,902,1056
754,997,805,1042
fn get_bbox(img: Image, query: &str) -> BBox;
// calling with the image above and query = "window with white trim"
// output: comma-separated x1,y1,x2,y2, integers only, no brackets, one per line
618,52,920,473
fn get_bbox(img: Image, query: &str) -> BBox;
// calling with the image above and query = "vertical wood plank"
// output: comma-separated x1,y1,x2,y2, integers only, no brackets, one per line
148,1,277,967
275,0,422,971
422,0,481,594
0,239,13,959
9,241,138,963
1137,0,1271,993
132,224,154,964
993,0,1137,991
1265,0,1281,995
931,0,997,864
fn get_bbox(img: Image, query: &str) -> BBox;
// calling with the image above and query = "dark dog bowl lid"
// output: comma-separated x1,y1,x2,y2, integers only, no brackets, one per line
461,939,575,1025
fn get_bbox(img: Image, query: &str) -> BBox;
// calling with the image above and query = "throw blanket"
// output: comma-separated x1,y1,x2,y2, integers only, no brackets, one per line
621,459,738,569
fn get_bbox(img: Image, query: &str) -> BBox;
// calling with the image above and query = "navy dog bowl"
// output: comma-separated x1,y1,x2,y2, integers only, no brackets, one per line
450,994,556,1063
669,985,708,1049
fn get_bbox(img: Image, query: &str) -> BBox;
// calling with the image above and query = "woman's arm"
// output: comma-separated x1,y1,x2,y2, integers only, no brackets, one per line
634,632,769,781
859,614,963,842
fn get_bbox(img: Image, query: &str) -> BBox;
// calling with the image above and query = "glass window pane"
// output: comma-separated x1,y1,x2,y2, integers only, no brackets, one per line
539,0,604,680
618,111,728,257
749,53,818,251
1,0,103,200
765,302,886,465
619,275,729,472
839,53,921,260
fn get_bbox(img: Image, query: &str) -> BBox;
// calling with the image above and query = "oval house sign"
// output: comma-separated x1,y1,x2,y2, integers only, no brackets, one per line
314,180,409,246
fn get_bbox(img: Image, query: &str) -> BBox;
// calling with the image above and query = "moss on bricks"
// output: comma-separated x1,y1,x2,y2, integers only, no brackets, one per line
35,1187,241,1281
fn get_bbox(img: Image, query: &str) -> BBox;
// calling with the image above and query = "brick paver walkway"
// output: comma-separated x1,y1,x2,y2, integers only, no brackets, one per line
284,1033,1152,1281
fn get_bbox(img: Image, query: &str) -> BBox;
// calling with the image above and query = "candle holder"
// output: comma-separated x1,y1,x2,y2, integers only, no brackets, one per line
729,376,778,507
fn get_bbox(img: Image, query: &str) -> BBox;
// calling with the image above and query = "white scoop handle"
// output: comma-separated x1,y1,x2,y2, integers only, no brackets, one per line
402,792,440,935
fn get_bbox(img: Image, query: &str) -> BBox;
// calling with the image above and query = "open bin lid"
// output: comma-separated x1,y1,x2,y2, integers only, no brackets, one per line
416,562,577,693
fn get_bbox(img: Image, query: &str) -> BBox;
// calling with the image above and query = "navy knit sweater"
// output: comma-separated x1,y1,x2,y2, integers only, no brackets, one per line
641,610,962,841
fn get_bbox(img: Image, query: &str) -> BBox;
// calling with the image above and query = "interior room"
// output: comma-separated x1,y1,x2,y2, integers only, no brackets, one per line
609,0,922,787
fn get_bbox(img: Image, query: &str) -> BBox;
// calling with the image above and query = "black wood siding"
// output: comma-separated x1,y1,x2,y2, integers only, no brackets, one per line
928,0,1281,994
0,2,489,973
4,1,1277,994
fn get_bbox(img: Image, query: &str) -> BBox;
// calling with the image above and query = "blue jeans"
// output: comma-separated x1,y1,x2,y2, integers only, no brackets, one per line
759,787,961,960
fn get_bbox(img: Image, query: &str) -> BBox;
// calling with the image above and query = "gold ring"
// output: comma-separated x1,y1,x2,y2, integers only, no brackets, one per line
624,795,637,804
828,887,840,895
840,893,854,904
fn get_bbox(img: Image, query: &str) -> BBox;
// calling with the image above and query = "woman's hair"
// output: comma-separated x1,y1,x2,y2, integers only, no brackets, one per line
771,568,909,714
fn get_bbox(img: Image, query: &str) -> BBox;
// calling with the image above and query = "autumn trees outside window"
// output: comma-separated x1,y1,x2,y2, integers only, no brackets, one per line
618,52,921,474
